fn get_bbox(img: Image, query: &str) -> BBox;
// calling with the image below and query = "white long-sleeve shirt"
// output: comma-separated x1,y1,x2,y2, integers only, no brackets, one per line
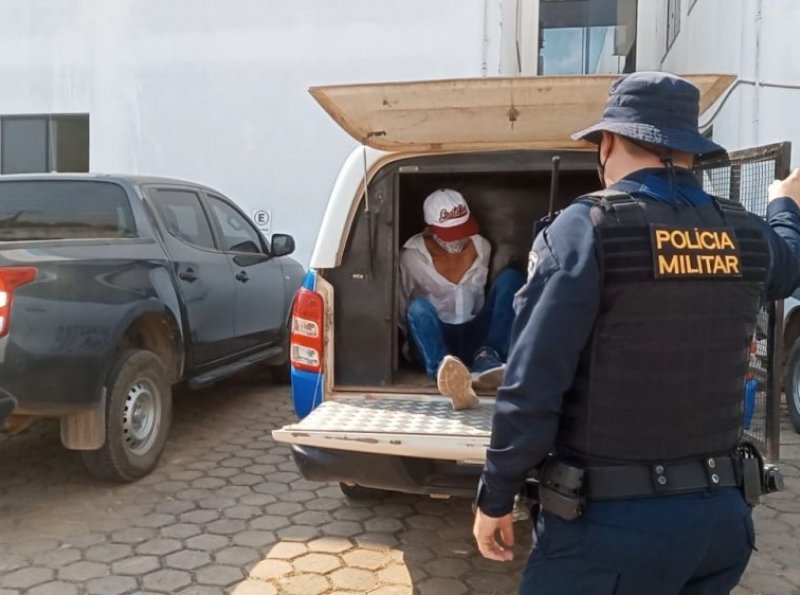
399,233,491,325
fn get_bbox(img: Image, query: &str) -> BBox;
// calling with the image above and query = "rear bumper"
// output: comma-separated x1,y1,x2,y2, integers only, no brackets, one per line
290,444,481,498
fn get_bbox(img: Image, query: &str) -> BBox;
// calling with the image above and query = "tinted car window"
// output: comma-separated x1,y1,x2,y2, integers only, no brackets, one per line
0,180,136,241
208,195,264,254
153,189,216,250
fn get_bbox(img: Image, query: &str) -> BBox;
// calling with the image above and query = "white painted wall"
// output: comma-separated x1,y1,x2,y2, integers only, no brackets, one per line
0,0,516,265
637,0,800,164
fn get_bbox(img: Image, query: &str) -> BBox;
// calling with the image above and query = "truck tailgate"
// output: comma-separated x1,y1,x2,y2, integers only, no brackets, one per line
272,396,493,462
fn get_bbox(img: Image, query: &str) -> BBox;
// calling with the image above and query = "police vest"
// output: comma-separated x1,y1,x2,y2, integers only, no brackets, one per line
558,191,769,465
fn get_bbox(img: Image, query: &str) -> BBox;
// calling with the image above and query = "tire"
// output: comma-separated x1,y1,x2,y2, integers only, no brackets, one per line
339,482,387,500
783,338,800,434
82,349,173,481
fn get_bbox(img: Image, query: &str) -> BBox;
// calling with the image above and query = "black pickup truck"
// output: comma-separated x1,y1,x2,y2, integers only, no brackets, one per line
0,174,303,481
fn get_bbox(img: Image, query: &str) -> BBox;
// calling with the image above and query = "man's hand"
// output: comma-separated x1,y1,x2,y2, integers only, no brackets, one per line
473,509,515,561
769,168,800,205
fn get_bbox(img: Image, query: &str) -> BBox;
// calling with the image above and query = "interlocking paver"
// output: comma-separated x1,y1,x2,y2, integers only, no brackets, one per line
110,528,156,545
277,524,322,541
250,559,293,580
142,569,192,591
185,534,230,552
215,546,260,566
33,548,82,567
111,556,160,576
417,577,468,595
306,498,345,512
28,581,79,595
231,579,278,595
322,521,363,538
330,568,378,591
161,523,202,540
165,550,212,571
0,556,26,574
181,509,220,524
266,542,307,560
1,385,798,595
58,561,109,582
238,493,275,507
136,514,176,529
199,497,237,510
136,538,182,556
8,539,60,556
370,587,411,595
424,557,471,578
279,574,330,595
465,571,519,593
232,530,276,548
265,502,303,516
294,553,342,574
333,507,373,522
342,549,389,571
85,544,134,563
195,564,245,586
379,564,413,585
224,505,261,520
85,575,138,595
249,515,289,531
307,537,354,554
207,519,248,535
282,490,317,503
174,586,226,595
353,532,401,551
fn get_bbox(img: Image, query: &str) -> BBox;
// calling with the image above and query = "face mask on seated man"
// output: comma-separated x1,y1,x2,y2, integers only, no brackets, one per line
398,188,526,410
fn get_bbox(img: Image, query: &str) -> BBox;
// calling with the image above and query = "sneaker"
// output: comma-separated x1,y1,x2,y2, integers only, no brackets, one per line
437,355,479,411
471,348,505,391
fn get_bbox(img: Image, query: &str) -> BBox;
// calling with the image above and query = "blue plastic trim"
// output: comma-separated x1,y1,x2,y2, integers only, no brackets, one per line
291,368,325,419
301,269,317,291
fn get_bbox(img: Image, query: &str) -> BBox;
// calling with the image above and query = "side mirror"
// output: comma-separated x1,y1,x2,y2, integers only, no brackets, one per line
272,234,295,258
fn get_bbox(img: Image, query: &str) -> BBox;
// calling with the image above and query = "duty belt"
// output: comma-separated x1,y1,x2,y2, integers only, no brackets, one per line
584,456,739,500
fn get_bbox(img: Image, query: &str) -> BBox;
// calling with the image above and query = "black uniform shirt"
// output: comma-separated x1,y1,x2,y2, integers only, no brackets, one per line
478,167,800,517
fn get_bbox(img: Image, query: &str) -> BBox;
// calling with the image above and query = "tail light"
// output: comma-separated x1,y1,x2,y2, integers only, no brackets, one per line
0,267,37,338
290,288,325,373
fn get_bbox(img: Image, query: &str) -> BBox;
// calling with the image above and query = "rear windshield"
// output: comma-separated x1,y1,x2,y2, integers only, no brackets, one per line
0,180,137,241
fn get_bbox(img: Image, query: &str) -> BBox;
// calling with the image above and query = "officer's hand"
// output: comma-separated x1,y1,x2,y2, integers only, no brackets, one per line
473,509,514,562
769,168,800,205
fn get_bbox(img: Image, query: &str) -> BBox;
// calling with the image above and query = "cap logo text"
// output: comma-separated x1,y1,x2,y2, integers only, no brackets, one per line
439,204,468,224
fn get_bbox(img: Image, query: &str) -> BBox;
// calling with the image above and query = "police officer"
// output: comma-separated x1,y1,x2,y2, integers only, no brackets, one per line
472,71,800,594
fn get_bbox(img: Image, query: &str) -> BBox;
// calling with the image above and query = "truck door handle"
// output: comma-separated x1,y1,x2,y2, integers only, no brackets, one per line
179,267,198,282
235,270,249,283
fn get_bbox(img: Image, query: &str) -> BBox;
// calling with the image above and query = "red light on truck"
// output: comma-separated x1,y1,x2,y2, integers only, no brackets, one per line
290,288,325,373
0,267,38,338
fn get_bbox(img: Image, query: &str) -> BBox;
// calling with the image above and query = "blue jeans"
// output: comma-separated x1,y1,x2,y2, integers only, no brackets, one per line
406,268,525,377
519,488,754,595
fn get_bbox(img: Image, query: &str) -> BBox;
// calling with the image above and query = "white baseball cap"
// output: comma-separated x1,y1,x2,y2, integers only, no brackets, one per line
423,189,478,241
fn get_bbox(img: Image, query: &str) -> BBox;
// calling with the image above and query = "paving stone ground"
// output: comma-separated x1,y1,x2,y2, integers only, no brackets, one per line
0,373,798,594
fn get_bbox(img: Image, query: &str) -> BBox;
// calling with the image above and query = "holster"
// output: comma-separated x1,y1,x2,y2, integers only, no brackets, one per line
736,441,784,507
537,459,585,521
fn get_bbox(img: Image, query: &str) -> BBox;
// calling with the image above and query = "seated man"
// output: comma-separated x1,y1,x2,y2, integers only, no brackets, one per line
400,188,525,410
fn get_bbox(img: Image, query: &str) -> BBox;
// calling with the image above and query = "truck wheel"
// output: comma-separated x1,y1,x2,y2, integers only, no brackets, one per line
783,339,800,434
339,482,387,500
82,350,173,481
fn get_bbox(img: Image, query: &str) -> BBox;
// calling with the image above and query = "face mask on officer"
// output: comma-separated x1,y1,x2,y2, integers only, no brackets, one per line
597,134,613,188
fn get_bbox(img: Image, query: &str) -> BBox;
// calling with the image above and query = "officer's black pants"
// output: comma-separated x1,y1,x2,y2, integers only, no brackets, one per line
519,487,754,595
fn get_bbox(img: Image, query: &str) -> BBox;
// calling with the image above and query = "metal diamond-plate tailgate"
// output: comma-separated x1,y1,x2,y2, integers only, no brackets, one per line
272,397,493,462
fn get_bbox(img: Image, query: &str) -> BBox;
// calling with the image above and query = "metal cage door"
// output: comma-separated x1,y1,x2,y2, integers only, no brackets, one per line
695,142,792,461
